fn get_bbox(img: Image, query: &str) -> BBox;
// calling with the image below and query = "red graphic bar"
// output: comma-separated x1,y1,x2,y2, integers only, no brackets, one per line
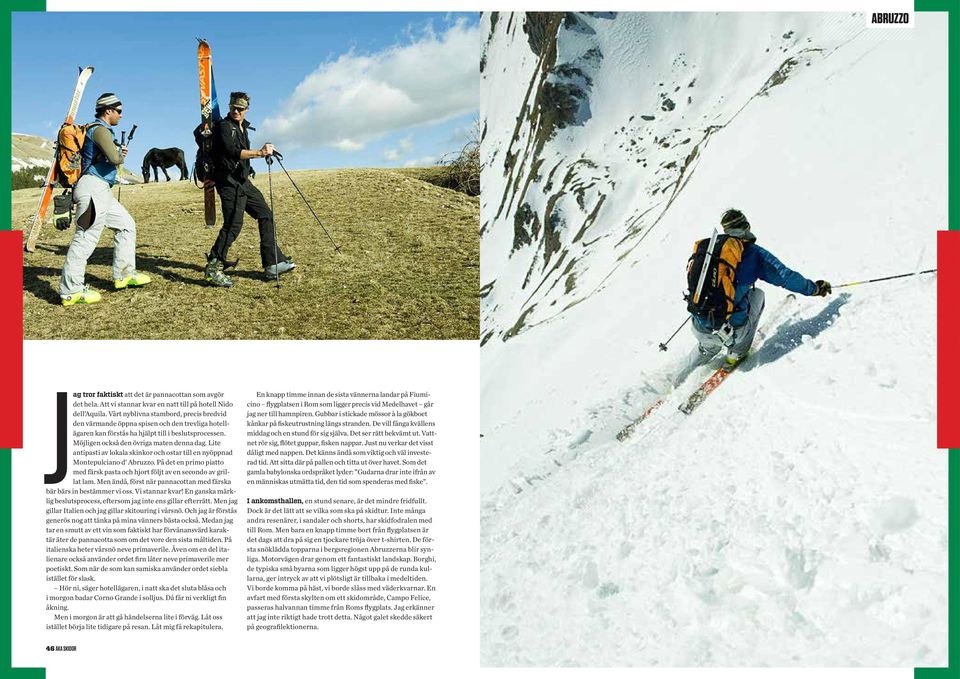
0,231,23,449
938,230,958,448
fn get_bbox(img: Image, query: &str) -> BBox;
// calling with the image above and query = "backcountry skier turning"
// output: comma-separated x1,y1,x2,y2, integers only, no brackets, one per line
688,209,832,366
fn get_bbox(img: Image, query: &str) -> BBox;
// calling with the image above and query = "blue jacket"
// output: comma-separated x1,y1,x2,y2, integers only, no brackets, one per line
693,242,816,331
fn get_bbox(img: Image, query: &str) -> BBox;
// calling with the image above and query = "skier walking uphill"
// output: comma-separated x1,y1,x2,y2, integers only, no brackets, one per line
204,91,296,287
59,92,151,306
688,209,832,366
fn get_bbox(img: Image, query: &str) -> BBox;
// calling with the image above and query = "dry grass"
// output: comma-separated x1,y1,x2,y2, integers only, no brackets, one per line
440,139,480,197
15,168,479,340
397,119,480,197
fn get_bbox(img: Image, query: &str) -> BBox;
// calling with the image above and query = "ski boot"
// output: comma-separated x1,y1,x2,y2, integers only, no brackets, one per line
205,258,234,288
61,287,102,306
114,271,152,289
723,350,749,370
264,259,296,278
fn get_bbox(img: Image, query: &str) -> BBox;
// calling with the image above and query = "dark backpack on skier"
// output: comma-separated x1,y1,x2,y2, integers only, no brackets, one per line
192,118,255,186
685,234,746,328
191,121,213,185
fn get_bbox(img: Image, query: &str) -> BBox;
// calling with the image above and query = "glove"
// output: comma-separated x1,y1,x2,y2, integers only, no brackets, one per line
53,193,73,231
814,280,832,297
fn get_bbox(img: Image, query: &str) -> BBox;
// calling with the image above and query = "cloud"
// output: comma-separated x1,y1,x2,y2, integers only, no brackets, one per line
384,134,415,162
403,155,437,168
261,19,479,152
333,139,364,151
447,121,476,146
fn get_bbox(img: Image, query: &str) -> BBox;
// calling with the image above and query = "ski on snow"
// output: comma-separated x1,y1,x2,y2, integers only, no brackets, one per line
677,363,737,414
617,293,796,439
616,396,669,441
24,66,94,253
197,39,221,227
678,293,796,415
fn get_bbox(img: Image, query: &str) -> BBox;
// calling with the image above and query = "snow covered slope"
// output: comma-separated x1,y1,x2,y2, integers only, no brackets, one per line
479,12,947,666
11,133,53,172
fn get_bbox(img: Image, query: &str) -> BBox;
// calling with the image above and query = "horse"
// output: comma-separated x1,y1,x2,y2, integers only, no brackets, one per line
142,147,189,183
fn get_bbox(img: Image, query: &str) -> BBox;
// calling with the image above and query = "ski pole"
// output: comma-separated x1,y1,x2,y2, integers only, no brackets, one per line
659,315,691,352
269,151,342,253
117,124,137,201
834,268,936,289
117,130,126,200
265,154,280,289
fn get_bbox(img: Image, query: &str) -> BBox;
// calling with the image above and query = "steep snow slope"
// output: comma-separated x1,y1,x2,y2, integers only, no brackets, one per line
480,12,946,666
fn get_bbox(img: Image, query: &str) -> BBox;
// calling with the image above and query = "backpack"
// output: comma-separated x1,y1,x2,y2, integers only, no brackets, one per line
685,233,746,327
53,120,110,188
53,122,94,188
192,122,213,185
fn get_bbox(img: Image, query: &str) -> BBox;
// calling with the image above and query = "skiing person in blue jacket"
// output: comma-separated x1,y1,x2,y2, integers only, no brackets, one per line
690,208,831,366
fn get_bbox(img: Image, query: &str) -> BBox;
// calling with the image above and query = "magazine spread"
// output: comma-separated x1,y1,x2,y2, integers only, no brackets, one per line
3,2,953,678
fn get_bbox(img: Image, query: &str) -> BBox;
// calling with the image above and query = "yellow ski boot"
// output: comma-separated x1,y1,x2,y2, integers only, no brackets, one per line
114,272,152,289
61,287,102,306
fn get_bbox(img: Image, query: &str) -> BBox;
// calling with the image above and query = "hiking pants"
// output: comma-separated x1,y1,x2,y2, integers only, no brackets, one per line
209,179,286,268
59,174,137,297
691,287,766,358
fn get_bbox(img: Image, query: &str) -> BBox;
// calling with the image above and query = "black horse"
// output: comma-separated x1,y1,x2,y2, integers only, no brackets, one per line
142,147,189,183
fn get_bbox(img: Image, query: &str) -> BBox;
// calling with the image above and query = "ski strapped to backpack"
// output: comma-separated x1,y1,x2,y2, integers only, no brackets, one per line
53,120,117,228
25,65,94,252
49,122,97,231
48,112,115,232
685,229,746,328
196,38,222,227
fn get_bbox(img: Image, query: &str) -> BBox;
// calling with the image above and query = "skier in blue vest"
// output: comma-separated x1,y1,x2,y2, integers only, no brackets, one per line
59,92,151,306
690,209,831,366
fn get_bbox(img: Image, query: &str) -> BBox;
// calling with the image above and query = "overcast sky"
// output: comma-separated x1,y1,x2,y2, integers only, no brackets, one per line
11,12,479,171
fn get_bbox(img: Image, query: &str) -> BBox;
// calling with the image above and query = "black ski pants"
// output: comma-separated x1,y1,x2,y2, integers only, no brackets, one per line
209,179,286,268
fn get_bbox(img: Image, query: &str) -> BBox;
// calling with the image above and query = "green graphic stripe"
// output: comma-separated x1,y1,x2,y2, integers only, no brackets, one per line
3,453,44,678
914,1,957,678
5,3,46,677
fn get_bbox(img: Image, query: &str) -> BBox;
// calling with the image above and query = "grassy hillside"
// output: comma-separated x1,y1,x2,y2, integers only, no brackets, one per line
14,168,479,340
11,133,54,171
13,132,146,184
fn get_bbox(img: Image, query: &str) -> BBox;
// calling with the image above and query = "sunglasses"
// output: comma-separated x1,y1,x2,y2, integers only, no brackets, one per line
230,106,248,112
